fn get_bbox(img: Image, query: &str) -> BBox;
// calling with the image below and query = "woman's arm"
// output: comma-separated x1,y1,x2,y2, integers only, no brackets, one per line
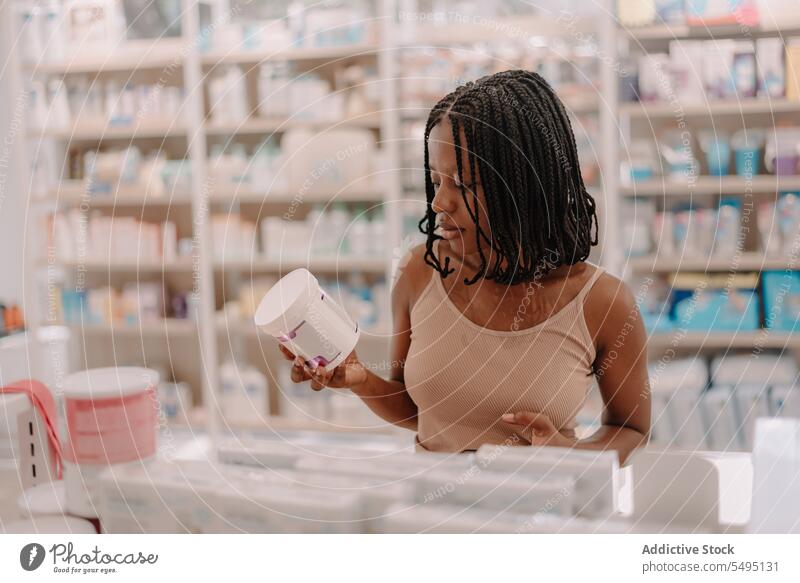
346,267,419,429
580,274,651,464
503,272,651,464
283,249,422,430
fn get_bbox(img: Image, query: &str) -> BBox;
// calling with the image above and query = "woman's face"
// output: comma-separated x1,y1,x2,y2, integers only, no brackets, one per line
427,118,492,258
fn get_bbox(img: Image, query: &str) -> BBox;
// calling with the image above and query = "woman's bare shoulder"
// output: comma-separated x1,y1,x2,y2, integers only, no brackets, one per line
583,268,642,342
391,242,435,311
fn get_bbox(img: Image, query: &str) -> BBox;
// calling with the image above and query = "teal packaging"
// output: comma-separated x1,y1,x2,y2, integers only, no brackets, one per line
671,272,760,331
762,271,800,331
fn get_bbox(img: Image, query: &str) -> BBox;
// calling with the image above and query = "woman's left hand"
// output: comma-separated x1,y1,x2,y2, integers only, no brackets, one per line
501,411,578,448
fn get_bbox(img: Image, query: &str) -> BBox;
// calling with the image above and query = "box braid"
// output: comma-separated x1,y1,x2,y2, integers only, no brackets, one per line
418,69,598,286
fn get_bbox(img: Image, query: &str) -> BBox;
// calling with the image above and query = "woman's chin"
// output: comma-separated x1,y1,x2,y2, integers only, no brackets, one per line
442,236,475,256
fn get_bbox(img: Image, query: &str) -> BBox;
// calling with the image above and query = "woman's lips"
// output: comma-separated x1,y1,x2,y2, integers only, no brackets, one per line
438,225,465,240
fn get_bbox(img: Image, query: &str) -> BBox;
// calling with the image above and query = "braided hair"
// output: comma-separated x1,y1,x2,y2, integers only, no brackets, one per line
419,69,598,286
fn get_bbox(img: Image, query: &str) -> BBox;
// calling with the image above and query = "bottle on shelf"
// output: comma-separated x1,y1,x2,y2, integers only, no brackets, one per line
219,359,269,425
328,202,351,256
347,204,371,256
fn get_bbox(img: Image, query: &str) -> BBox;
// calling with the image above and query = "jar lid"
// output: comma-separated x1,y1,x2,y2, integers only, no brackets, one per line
63,367,159,399
254,268,318,334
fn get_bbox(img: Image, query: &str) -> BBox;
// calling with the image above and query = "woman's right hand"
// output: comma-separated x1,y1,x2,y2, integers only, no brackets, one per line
278,344,369,392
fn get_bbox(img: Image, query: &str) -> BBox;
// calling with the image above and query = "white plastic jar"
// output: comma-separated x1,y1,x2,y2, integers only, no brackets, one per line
254,268,360,370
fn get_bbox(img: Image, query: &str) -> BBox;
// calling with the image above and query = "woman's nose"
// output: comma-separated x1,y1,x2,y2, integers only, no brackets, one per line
431,184,458,215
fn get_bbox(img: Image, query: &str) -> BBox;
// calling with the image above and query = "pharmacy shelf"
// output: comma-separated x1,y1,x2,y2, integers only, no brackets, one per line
621,175,800,196
176,408,401,435
215,257,387,273
57,259,194,273
216,319,260,337
258,415,402,435
397,15,597,46
619,98,800,118
647,331,800,350
400,93,600,119
205,112,382,136
216,318,391,342
69,319,198,339
32,119,188,141
622,17,800,41
200,43,380,66
627,253,795,272
211,187,384,205
45,183,192,208
24,38,185,75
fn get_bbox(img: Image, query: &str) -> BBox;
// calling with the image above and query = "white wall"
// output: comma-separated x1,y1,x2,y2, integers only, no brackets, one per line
0,2,26,306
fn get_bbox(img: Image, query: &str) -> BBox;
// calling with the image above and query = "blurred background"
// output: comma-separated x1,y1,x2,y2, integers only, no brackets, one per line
1,0,799,459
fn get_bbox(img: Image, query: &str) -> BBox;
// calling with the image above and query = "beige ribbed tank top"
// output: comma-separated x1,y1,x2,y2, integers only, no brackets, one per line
405,241,605,453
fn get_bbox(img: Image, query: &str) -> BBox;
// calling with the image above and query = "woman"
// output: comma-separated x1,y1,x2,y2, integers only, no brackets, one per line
280,70,650,463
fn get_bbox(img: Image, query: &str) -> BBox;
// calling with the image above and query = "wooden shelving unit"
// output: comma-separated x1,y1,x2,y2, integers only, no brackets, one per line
204,112,382,136
622,175,800,197
215,257,388,273
619,98,800,118
616,13,800,368
647,331,800,350
17,1,405,439
627,254,795,273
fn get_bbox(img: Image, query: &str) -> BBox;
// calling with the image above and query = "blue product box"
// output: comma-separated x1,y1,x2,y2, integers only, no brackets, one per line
762,270,800,331
670,272,760,331
642,311,674,334
61,290,88,324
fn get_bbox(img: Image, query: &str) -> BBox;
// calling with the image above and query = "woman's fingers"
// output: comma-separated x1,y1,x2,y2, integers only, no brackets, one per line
502,411,576,447
310,365,335,387
290,356,311,383
278,344,295,360
502,411,557,437
287,354,358,390
287,354,337,389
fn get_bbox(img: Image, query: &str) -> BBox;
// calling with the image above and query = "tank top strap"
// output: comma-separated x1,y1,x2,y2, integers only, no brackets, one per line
575,263,606,303
409,241,443,317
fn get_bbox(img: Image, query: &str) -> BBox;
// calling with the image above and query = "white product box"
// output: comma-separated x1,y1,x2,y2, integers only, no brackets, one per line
749,418,800,533
415,468,575,516
379,503,637,534
218,436,393,470
771,384,800,418
711,353,798,387
638,53,671,101
282,128,375,194
0,393,57,488
99,458,364,533
294,470,415,533
474,445,619,518
733,385,771,451
701,386,741,451
666,390,709,451
756,37,786,98
703,40,737,99
669,40,706,104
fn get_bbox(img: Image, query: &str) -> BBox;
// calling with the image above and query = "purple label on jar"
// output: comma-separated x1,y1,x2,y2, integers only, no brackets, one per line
277,320,306,342
306,353,341,369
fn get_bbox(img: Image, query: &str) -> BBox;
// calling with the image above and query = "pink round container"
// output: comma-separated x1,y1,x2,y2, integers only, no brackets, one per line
62,367,159,465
